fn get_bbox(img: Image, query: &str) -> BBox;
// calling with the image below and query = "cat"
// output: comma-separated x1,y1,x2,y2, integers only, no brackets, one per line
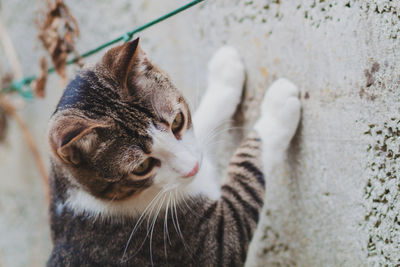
47,37,301,266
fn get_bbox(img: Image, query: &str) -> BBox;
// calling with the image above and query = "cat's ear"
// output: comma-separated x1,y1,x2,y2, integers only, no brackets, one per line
48,116,108,165
101,37,142,90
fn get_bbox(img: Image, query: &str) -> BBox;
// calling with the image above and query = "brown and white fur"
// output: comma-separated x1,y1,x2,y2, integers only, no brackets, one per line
47,38,300,266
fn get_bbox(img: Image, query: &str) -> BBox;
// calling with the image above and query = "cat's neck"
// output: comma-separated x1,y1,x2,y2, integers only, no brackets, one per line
50,156,220,219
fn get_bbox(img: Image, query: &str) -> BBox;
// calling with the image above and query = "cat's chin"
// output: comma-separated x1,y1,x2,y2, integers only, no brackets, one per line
62,157,220,219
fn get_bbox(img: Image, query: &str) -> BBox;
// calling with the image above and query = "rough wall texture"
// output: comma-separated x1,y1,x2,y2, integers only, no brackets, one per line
0,0,399,266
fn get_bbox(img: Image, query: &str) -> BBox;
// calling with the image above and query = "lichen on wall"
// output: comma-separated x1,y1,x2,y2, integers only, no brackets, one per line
362,0,400,40
363,119,400,265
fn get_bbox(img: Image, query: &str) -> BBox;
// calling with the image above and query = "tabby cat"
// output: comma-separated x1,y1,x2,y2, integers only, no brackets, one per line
47,38,300,266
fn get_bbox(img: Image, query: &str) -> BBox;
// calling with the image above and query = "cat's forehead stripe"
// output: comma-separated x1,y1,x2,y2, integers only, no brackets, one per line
55,70,159,154
59,71,153,125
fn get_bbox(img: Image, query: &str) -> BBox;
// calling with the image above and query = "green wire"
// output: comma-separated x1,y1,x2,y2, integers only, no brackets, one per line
1,0,204,99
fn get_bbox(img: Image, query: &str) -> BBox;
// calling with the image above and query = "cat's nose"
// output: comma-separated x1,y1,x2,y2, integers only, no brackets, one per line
183,162,199,178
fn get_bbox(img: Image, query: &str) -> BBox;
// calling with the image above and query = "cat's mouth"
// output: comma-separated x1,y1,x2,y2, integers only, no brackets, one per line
183,162,199,178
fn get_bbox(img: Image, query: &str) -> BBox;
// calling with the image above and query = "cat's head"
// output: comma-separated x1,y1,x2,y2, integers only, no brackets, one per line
48,38,206,213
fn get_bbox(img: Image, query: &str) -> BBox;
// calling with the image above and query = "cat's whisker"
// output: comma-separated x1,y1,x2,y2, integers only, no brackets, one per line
172,191,184,238
163,192,172,262
178,190,200,218
124,188,173,262
200,124,247,146
149,192,167,267
145,188,171,234
128,191,175,263
170,193,179,239
199,125,245,150
104,195,118,210
198,122,232,144
203,144,239,159
187,195,200,209
121,188,167,262
165,191,172,245
204,139,237,149
172,189,192,255
200,125,248,151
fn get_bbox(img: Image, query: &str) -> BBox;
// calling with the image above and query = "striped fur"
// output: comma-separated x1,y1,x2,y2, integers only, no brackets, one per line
48,132,265,266
195,132,265,265
47,41,300,266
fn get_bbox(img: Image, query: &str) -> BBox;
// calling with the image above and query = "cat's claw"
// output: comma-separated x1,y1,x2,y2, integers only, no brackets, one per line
254,78,301,148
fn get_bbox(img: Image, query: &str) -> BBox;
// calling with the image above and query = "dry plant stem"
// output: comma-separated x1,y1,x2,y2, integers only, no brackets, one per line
0,9,49,203
0,16,23,79
0,96,50,203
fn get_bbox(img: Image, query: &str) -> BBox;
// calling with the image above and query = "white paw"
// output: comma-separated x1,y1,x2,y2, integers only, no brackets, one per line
195,46,245,136
254,78,301,148
207,46,245,98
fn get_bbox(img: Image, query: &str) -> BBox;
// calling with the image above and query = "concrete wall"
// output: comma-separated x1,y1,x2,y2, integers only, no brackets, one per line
0,0,399,266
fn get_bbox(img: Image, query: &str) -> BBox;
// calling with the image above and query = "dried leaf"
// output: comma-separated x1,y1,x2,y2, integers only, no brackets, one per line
37,0,80,81
32,57,48,98
1,73,13,88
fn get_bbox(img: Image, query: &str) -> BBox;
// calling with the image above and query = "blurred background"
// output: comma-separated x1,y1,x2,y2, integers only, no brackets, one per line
0,0,399,266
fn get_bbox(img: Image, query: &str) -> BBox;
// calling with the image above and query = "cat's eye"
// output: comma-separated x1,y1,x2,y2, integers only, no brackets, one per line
132,158,155,176
171,112,184,136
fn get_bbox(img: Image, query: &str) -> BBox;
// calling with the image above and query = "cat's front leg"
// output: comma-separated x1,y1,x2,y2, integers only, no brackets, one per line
254,78,301,173
193,46,245,153
211,79,300,264
191,79,300,265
